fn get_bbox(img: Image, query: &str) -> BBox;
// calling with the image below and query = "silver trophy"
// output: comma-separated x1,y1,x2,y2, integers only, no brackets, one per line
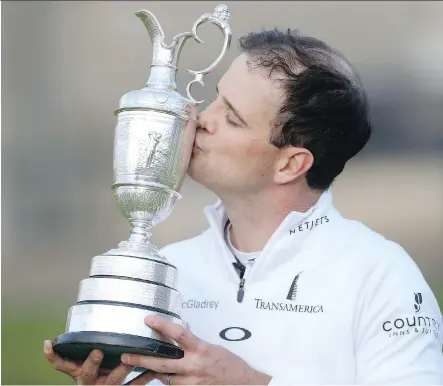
53,5,232,370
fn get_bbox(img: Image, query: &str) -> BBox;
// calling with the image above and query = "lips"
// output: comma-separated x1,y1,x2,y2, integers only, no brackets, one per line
193,140,203,151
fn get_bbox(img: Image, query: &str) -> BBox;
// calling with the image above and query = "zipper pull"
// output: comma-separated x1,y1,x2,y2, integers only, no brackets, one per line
237,278,245,303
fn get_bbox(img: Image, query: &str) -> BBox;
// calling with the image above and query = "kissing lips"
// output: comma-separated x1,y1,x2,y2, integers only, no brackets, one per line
193,140,204,153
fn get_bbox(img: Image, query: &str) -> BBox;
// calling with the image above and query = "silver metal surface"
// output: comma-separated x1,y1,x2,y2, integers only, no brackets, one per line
58,4,232,352
90,255,177,289
107,3,231,260
67,304,183,344
78,278,182,314
131,4,232,106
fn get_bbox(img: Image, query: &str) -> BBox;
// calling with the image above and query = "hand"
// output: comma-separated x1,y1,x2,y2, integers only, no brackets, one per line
120,316,272,385
43,340,154,385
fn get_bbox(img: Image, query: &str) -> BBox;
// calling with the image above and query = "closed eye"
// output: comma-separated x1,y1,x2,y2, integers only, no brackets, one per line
216,85,248,128
225,113,240,127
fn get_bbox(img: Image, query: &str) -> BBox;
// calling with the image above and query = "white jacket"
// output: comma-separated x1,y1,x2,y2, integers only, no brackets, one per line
129,190,443,384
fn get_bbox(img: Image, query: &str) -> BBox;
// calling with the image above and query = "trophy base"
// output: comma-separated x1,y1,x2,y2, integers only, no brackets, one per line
53,331,184,370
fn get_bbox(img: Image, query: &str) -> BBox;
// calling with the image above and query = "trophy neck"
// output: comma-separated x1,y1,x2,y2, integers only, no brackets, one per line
145,64,178,91
103,219,164,261
128,219,153,244
145,32,192,91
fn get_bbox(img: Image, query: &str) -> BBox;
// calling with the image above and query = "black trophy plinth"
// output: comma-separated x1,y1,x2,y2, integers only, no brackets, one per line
53,331,184,370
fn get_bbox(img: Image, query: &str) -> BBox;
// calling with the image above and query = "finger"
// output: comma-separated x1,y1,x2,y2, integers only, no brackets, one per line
105,363,135,385
125,370,156,385
121,354,184,374
97,368,112,377
144,316,199,350
155,372,192,385
78,349,103,384
43,340,81,376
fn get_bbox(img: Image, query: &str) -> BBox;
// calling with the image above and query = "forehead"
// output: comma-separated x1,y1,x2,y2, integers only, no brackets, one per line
219,53,284,127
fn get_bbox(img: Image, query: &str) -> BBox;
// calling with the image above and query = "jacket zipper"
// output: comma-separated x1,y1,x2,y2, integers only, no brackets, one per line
236,259,255,303
237,278,245,302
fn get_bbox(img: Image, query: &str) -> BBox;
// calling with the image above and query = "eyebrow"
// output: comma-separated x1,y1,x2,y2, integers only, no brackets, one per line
216,85,249,127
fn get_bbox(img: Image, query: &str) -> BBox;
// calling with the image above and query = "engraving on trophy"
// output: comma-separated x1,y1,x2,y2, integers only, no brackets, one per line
134,131,162,171
53,4,232,371
145,132,162,168
153,93,169,104
114,112,183,189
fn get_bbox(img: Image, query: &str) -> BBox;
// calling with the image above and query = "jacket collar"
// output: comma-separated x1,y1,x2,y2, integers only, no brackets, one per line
203,189,336,283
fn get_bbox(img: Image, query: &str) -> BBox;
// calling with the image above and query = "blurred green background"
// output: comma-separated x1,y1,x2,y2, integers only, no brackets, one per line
2,1,442,384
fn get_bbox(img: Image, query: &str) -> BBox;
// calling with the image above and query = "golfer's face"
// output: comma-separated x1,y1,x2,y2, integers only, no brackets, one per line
187,53,285,195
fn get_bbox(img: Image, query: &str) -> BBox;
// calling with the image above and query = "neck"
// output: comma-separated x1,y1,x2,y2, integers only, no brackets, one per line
222,184,322,253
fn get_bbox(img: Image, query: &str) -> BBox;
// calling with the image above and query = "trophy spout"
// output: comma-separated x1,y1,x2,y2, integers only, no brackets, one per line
135,5,232,102
135,10,193,91
134,10,165,51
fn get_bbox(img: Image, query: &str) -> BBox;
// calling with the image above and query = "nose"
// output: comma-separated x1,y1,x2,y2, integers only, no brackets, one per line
197,102,217,134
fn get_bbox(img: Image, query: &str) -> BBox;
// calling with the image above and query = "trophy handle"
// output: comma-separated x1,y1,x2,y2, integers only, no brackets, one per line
183,4,232,105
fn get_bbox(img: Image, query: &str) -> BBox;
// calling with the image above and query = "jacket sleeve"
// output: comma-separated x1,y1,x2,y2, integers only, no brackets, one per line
353,245,443,384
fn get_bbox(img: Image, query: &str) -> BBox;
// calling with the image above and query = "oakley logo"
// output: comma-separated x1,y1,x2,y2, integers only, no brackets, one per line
219,327,252,342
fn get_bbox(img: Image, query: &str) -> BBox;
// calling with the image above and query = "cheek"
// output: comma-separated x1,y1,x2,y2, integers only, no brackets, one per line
231,139,275,173
217,138,259,161
245,139,266,156
246,139,275,165
206,130,274,171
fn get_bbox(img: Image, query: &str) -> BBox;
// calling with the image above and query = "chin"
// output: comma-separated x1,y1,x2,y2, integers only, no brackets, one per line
186,160,202,182
187,163,214,190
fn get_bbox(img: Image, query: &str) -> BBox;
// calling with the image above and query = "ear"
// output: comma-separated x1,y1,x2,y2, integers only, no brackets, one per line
274,147,314,184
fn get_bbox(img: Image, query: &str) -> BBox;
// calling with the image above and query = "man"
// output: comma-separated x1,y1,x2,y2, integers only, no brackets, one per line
44,28,443,384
